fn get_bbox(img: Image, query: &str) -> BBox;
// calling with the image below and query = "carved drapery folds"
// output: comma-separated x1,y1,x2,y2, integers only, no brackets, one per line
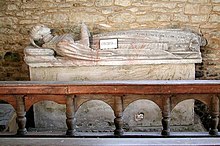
24,24,206,67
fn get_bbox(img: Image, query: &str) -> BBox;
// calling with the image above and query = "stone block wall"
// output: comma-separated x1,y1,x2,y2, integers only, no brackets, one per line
0,0,220,80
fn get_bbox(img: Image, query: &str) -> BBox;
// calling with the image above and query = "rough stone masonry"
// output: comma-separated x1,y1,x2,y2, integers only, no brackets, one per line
0,0,220,81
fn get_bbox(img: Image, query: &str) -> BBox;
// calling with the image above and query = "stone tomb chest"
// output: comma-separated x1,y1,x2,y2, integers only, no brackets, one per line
24,24,205,131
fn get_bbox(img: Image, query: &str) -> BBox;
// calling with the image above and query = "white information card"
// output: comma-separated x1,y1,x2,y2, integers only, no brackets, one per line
100,39,118,49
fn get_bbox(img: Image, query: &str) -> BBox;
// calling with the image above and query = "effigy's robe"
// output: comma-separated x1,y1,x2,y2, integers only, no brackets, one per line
25,25,206,67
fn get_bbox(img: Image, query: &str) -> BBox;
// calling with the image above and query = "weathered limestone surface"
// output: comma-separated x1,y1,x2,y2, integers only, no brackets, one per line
30,64,195,81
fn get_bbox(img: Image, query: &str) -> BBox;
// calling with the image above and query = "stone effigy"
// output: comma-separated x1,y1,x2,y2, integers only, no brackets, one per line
24,23,206,132
25,23,206,67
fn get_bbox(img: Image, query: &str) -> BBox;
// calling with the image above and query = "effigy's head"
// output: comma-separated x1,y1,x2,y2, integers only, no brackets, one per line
30,24,51,41
30,24,51,47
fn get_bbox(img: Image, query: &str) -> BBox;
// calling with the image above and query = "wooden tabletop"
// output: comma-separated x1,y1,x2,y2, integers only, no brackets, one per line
0,80,220,95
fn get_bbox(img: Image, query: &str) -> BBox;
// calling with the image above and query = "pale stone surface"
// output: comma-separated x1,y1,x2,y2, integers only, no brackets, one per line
128,7,139,13
102,8,113,14
58,3,73,8
80,1,94,7
129,23,140,28
95,0,113,7
152,8,176,13
91,29,204,61
184,4,200,14
158,14,172,21
152,3,177,9
173,13,189,22
213,5,220,11
40,13,69,24
136,14,157,22
131,1,151,6
7,4,19,11
200,5,212,14
191,15,208,23
108,12,135,23
19,20,38,25
39,2,57,8
212,0,220,3
30,64,195,81
115,0,132,6
135,10,147,15
209,14,220,22
69,12,105,23
170,0,187,1
25,25,205,67
188,0,209,3
21,3,39,9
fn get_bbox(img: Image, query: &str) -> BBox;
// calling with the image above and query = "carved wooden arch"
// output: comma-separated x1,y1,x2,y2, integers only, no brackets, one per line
0,95,17,110
74,94,115,112
25,95,66,111
122,95,165,112
170,94,213,111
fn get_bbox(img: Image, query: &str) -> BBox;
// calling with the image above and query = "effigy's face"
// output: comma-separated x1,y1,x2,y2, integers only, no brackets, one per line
32,25,51,41
37,25,51,38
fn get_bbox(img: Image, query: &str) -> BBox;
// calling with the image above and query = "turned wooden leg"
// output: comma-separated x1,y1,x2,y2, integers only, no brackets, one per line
209,95,219,136
66,95,76,136
161,96,171,136
16,96,27,135
114,96,124,136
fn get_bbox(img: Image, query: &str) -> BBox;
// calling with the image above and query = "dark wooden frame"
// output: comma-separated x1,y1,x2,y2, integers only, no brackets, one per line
0,80,219,136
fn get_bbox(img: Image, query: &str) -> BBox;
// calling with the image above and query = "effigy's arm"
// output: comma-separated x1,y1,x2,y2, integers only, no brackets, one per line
55,40,100,60
80,22,91,47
